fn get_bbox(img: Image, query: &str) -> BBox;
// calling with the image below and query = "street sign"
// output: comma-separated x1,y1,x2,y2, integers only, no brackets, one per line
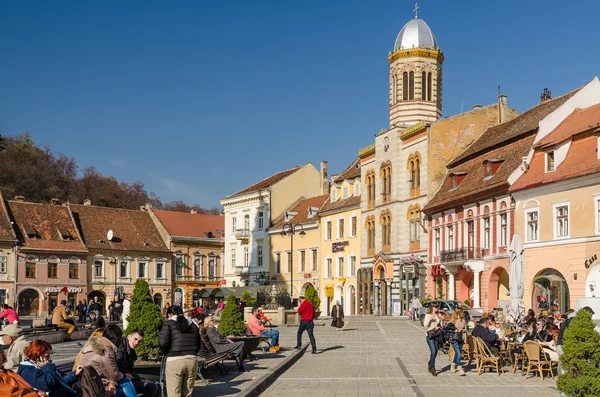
403,264,415,273
325,285,334,297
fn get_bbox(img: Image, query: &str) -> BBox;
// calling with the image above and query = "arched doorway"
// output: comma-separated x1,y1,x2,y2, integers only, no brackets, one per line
300,282,313,296
87,291,106,313
174,288,184,306
532,269,570,313
334,284,343,309
18,289,40,317
488,267,509,310
586,263,600,297
153,294,163,310
376,265,387,316
192,288,201,308
347,284,356,315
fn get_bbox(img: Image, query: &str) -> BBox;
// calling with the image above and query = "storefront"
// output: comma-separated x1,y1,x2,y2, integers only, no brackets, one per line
18,286,87,317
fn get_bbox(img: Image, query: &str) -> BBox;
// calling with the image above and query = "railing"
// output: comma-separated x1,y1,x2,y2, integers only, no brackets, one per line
235,229,251,239
440,248,485,264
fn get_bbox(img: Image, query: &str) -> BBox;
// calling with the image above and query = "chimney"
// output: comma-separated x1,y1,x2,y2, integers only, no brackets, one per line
50,198,60,205
540,88,552,102
83,199,92,206
472,104,482,110
14,196,24,202
320,161,329,195
145,203,152,210
499,94,508,106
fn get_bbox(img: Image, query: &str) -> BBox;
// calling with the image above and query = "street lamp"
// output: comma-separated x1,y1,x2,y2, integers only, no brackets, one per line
280,223,306,302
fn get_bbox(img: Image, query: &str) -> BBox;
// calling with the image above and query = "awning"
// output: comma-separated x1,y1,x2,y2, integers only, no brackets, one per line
201,287,261,299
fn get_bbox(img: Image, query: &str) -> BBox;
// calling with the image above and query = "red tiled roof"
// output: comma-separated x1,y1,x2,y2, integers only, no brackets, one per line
272,195,329,228
449,90,579,167
423,134,536,214
510,133,600,193
7,201,86,252
333,158,361,183
0,193,16,242
224,166,302,199
536,103,600,148
153,209,224,239
70,204,169,252
319,195,361,214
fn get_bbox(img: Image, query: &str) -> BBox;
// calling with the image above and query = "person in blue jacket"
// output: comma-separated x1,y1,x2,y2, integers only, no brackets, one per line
17,339,83,397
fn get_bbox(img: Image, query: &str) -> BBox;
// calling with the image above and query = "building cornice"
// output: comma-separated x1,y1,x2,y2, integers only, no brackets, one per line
388,48,444,64
221,191,270,208
400,121,428,141
511,173,600,201
358,144,376,159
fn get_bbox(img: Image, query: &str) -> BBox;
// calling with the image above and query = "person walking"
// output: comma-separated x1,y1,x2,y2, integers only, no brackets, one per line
159,306,200,397
446,308,466,376
424,302,441,376
295,296,317,354
77,300,87,324
122,294,131,331
330,301,344,331
51,300,75,342
410,296,422,321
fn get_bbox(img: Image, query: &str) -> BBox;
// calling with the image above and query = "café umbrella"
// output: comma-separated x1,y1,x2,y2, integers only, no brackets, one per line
509,233,525,322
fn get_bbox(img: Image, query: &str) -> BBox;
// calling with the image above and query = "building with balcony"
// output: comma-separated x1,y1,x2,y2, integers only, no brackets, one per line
149,208,224,309
220,162,328,288
7,199,88,317
319,158,361,316
269,195,328,306
423,86,582,311
69,203,171,312
509,78,600,313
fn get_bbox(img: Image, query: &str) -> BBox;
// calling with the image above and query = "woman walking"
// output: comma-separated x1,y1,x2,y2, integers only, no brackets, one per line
446,308,466,376
159,305,200,397
330,301,344,331
424,302,441,376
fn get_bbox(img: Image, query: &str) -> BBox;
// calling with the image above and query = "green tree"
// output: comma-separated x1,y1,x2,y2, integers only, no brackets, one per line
557,309,600,397
217,294,247,337
124,279,164,358
304,284,321,312
241,290,256,307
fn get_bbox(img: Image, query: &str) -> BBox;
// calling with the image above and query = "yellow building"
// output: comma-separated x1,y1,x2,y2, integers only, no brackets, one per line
319,159,361,316
268,195,328,307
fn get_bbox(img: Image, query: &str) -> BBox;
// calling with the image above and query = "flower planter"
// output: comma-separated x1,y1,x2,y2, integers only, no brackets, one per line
229,335,264,353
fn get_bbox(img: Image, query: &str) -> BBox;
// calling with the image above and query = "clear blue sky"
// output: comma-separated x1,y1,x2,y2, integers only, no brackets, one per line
1,1,597,208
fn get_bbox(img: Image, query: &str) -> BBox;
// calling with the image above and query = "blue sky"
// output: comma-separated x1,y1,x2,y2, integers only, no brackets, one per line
0,1,598,208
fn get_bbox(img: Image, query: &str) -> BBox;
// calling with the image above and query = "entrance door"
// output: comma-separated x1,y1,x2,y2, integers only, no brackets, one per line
18,289,39,316
380,280,388,316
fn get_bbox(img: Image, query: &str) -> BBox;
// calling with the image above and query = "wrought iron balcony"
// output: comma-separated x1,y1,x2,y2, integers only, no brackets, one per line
235,229,251,240
440,248,484,264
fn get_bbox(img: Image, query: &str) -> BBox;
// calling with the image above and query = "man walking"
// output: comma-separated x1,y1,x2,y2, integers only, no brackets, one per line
117,329,161,397
410,295,422,321
295,296,317,354
52,300,75,342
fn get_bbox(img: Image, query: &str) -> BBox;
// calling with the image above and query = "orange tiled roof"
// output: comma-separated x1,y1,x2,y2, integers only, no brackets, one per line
536,103,600,148
153,209,224,239
319,195,361,214
333,158,361,183
224,166,301,199
423,134,536,214
0,193,16,242
449,90,579,167
7,201,86,252
70,204,169,252
272,195,329,228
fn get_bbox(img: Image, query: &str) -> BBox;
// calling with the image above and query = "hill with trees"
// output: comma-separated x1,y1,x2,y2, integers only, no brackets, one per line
0,132,219,213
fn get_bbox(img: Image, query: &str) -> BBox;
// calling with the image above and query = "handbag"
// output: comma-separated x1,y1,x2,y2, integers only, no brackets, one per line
427,329,441,339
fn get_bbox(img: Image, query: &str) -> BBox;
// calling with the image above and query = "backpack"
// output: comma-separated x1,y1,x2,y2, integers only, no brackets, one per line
77,366,108,397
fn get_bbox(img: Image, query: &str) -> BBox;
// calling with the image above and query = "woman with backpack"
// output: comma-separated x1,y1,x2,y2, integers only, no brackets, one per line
0,350,46,397
159,306,200,397
424,302,441,376
17,339,83,397
77,325,137,397
446,308,466,376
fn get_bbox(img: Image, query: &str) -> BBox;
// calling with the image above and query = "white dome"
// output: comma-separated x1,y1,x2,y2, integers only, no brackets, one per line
393,18,438,51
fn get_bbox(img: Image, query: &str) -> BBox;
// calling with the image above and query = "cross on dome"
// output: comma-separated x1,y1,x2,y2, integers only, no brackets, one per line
413,3,419,19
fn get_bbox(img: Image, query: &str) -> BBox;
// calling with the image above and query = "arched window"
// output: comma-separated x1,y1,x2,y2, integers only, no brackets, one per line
380,210,392,252
427,72,432,101
408,205,421,248
407,153,422,197
366,170,376,209
421,71,427,100
380,161,392,203
391,75,397,104
366,215,376,255
409,71,415,100
402,72,408,101
258,211,264,229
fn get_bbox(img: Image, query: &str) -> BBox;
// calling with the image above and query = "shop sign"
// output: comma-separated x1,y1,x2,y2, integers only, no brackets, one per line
220,280,227,286
585,254,598,269
430,265,446,277
332,241,349,253
403,264,415,273
44,287,83,293
401,254,423,264
303,273,312,279
339,277,346,284
325,285,334,297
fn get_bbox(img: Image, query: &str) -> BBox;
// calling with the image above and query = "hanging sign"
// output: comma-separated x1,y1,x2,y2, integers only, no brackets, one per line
430,265,446,277
325,285,334,297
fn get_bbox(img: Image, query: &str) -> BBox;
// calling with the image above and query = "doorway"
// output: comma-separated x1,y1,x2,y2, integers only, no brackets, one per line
18,289,39,316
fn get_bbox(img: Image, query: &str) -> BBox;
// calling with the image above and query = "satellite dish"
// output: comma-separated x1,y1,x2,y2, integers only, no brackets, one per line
107,230,114,241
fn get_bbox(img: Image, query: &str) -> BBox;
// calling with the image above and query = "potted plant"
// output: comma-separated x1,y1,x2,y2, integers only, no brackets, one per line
304,284,321,318
125,279,164,361
219,294,263,353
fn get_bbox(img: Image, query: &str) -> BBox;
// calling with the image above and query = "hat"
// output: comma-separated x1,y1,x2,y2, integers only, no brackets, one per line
582,306,596,315
0,324,22,338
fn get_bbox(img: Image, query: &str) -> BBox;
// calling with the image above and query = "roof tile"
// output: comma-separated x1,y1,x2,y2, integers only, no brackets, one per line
319,195,361,214
0,193,16,242
272,195,329,228
536,103,600,148
333,158,361,183
153,210,224,239
224,166,301,199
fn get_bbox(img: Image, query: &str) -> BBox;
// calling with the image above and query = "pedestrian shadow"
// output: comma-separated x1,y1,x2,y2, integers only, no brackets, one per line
341,328,357,331
318,345,344,353
192,379,244,396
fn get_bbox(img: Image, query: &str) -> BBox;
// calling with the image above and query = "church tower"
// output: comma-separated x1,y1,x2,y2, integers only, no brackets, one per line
389,4,443,127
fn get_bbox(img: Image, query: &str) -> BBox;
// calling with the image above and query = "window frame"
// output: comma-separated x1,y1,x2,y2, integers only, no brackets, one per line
26,261,36,278
156,262,164,279
349,255,356,277
327,258,333,278
525,208,540,242
553,202,570,239
257,245,263,267
311,249,318,272
243,246,250,267
48,261,58,279
447,225,454,250
338,218,344,239
351,216,357,237
119,260,130,279
499,213,508,247
434,228,441,256
230,248,236,268
546,151,555,172
483,217,490,249
258,212,264,230
275,252,281,273
138,261,147,279
299,250,306,273
326,221,332,240
193,256,203,279
338,257,344,278
93,259,104,278
0,256,7,274
69,261,79,279
286,251,292,273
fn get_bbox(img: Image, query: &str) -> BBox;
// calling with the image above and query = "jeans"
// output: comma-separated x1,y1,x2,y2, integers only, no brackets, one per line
426,336,438,369
297,320,317,352
451,341,463,366
132,379,161,397
117,378,138,397
412,309,419,321
261,329,280,346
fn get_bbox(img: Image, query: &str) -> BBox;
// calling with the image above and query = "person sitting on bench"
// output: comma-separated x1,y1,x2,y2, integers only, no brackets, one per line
248,308,279,352
52,300,75,342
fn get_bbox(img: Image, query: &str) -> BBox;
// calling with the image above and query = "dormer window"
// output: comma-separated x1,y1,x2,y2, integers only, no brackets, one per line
23,224,39,239
332,190,336,201
483,159,503,179
58,227,74,241
450,173,467,190
343,187,348,198
546,151,555,172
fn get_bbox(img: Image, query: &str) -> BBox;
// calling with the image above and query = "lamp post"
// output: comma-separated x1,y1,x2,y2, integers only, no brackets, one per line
280,223,306,302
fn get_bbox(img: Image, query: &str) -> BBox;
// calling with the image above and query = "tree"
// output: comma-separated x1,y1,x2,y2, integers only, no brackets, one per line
241,290,256,308
217,294,247,337
124,279,164,359
304,284,321,312
557,309,600,397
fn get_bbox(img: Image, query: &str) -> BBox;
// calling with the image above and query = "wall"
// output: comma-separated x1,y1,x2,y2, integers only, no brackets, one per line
270,163,322,222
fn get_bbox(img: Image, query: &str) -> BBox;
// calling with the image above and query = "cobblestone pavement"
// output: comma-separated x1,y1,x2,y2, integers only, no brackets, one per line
260,317,559,397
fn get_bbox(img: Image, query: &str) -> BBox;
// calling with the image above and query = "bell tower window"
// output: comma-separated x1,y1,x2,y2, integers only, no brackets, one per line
421,72,427,101
409,71,415,100
402,72,408,101
427,72,432,101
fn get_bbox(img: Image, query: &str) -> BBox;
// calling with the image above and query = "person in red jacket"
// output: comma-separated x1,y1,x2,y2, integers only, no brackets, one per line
0,305,19,325
294,296,317,354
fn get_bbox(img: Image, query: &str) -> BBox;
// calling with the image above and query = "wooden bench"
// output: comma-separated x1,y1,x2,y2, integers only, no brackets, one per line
197,351,229,385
